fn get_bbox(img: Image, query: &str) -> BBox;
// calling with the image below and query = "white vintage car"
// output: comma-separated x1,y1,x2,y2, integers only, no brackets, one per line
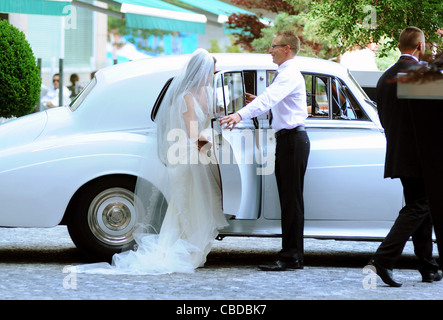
0,53,401,259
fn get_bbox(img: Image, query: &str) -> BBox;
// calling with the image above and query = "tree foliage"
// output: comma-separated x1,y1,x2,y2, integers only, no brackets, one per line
226,0,442,60
293,0,443,56
225,0,295,51
225,0,339,59
0,20,41,118
226,13,266,52
251,12,339,59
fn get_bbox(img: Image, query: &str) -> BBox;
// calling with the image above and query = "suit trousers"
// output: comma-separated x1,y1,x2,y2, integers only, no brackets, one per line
408,100,443,268
275,129,310,262
373,176,438,272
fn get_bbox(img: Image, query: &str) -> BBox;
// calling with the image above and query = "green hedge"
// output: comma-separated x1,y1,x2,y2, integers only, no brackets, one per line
0,19,41,118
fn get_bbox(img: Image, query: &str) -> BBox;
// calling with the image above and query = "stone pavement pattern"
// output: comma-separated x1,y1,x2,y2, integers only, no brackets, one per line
0,226,441,300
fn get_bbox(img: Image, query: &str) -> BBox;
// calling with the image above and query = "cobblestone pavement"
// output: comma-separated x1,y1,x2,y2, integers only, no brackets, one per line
0,226,441,301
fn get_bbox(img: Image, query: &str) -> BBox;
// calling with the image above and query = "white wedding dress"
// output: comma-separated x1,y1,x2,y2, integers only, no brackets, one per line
71,49,228,275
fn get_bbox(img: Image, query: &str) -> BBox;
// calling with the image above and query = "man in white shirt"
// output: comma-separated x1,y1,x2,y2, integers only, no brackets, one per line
220,30,310,271
40,73,71,111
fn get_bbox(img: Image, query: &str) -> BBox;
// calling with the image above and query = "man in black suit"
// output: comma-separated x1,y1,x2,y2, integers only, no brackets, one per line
369,27,441,287
407,54,443,280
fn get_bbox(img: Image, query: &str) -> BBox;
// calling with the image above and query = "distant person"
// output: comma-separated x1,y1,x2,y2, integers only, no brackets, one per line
67,73,82,99
40,73,71,110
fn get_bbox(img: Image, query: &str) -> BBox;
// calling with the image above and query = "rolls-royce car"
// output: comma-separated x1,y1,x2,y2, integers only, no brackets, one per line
0,53,401,259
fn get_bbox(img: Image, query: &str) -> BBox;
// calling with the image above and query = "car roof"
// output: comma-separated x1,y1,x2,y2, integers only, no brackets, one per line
214,53,349,78
97,53,350,85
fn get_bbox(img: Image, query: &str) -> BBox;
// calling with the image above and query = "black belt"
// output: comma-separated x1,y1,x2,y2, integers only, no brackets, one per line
275,126,306,138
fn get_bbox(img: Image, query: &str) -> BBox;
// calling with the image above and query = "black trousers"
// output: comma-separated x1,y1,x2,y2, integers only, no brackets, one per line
275,129,310,262
408,99,443,268
373,176,438,272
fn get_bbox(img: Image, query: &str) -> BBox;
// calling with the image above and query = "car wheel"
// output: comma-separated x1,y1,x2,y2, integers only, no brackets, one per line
67,175,162,261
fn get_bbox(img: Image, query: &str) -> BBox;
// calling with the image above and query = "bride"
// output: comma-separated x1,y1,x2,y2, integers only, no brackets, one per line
72,49,228,275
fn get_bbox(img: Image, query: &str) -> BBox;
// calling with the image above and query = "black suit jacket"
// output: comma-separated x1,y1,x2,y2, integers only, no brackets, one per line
376,56,422,178
407,68,443,258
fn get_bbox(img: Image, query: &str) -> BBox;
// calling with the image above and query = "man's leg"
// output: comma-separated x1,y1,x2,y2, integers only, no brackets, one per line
373,176,431,269
275,131,310,263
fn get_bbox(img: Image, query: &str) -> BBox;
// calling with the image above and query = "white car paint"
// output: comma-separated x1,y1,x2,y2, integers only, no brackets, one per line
0,53,402,258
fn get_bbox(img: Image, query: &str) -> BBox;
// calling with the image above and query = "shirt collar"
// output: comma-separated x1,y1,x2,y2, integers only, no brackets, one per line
400,54,419,62
277,58,294,71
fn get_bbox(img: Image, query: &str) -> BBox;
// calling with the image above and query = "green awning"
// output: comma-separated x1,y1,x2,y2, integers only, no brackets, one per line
115,0,207,34
174,0,253,18
173,0,271,33
125,13,205,34
2,0,207,34
0,0,71,16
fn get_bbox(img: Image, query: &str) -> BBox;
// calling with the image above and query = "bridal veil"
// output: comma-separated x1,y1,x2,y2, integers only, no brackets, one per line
72,49,228,275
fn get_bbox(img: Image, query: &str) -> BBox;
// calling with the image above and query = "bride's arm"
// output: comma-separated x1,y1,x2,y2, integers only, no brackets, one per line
183,94,210,150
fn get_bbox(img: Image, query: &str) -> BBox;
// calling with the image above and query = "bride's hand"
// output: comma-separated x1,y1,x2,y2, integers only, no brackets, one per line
197,139,212,151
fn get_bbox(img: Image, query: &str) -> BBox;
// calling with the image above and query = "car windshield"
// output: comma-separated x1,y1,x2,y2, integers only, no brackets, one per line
69,77,97,111
347,70,377,113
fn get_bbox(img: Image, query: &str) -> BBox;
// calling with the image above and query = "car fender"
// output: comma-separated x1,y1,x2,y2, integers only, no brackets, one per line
0,130,167,227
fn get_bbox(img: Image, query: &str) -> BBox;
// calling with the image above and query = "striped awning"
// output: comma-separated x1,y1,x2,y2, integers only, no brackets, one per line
116,0,206,34
0,0,71,16
1,0,207,34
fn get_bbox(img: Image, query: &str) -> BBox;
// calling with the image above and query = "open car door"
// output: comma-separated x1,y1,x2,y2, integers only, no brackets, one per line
211,71,262,219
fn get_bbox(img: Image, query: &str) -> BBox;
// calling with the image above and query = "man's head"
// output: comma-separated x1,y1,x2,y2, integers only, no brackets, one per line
269,30,300,66
52,73,60,89
398,27,426,60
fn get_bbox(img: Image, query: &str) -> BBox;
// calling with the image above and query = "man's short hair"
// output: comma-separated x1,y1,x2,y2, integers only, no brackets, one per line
276,30,300,55
399,27,424,51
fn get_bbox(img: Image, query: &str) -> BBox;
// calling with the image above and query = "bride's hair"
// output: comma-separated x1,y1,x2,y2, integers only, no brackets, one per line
175,49,215,96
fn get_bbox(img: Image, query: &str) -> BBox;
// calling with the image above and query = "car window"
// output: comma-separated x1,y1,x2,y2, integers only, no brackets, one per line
151,77,173,121
331,78,369,120
215,75,225,117
243,70,257,95
304,73,369,121
69,77,96,112
266,70,277,86
215,72,245,115
305,74,329,118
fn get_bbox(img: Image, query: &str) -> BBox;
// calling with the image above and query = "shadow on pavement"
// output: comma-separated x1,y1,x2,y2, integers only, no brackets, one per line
0,244,422,270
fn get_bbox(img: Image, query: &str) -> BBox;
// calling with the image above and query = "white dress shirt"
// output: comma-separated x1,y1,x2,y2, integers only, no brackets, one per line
40,86,71,110
237,58,308,132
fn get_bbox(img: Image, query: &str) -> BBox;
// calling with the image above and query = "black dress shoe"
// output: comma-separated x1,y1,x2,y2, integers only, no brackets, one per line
421,270,443,283
258,260,303,271
369,260,402,287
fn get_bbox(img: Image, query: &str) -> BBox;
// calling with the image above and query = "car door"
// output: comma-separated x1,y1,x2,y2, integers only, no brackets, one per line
211,71,262,219
262,72,401,223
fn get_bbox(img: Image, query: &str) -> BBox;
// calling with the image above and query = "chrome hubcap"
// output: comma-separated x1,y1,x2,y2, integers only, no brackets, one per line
88,187,137,246
103,203,131,231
